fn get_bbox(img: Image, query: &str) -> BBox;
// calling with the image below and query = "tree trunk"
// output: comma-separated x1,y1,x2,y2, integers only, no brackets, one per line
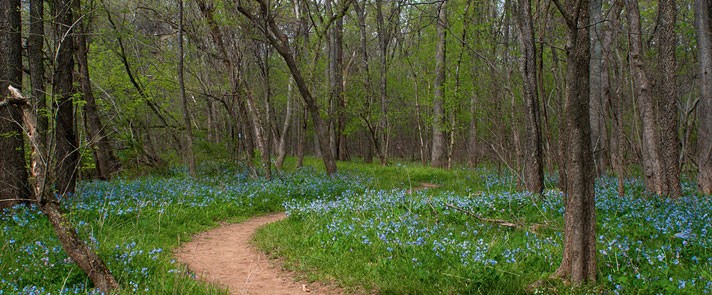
551,0,596,284
376,0,390,165
624,0,667,195
327,0,347,161
29,0,47,144
179,0,197,177
237,0,337,175
275,78,293,170
5,85,119,294
515,0,544,194
431,0,448,168
589,0,608,176
53,0,80,196
75,2,121,180
0,0,30,208
658,0,681,198
601,0,625,196
697,0,712,194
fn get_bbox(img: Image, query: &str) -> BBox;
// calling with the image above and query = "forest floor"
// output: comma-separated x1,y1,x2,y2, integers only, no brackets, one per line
173,183,439,295
174,212,343,295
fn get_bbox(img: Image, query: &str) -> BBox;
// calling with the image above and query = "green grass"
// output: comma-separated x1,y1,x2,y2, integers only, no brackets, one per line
3,158,711,294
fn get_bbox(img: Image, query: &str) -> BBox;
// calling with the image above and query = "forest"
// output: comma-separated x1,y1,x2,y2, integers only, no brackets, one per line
1,0,712,293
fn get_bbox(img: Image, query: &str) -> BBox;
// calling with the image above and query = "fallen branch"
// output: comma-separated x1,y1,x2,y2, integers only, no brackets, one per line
4,86,120,294
444,203,521,228
443,202,558,233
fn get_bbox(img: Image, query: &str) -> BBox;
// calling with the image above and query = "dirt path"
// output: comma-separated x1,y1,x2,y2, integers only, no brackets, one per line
174,213,341,295
174,183,440,295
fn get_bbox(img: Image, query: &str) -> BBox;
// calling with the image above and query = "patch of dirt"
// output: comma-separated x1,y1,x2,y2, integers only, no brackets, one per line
174,213,343,295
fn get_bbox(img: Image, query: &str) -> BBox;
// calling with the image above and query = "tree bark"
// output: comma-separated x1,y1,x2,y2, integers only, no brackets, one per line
658,0,681,198
601,0,625,196
431,0,448,168
53,0,80,196
275,78,293,170
179,0,197,177
589,0,608,176
0,0,30,208
29,0,47,144
515,0,544,194
376,0,390,164
624,0,667,195
697,0,712,194
75,1,121,180
551,0,596,284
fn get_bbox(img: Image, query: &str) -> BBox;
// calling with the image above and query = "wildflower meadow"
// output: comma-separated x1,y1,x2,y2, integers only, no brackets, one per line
2,160,711,294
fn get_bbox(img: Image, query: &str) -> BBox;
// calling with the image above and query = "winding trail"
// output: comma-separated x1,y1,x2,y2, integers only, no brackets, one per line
174,183,439,294
174,213,341,295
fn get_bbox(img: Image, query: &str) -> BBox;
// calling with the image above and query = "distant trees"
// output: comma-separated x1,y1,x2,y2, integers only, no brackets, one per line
1,0,702,190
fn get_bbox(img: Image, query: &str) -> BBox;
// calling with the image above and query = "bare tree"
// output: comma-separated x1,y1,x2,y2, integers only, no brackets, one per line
0,0,30,208
551,0,596,284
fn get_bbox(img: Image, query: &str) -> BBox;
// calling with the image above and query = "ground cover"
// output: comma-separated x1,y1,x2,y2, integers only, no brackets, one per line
0,161,363,294
255,164,712,294
2,159,711,294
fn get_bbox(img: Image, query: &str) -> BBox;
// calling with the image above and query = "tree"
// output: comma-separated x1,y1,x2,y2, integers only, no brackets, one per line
515,0,544,194
53,0,80,195
657,0,681,198
589,0,608,176
29,0,47,143
552,0,596,284
178,0,197,177
3,86,119,294
697,0,712,194
236,0,340,175
431,0,448,168
0,0,30,208
75,0,121,180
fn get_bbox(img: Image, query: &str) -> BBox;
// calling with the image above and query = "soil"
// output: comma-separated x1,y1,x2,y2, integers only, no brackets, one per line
174,213,342,295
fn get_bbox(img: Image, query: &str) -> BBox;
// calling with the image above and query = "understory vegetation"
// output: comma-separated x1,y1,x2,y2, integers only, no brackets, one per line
2,159,711,294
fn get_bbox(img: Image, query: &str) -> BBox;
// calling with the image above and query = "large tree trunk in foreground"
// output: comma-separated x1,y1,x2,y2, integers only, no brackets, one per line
4,85,119,294
53,0,80,195
697,0,712,194
75,3,121,180
515,0,544,194
431,0,448,168
0,0,30,209
552,0,596,284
